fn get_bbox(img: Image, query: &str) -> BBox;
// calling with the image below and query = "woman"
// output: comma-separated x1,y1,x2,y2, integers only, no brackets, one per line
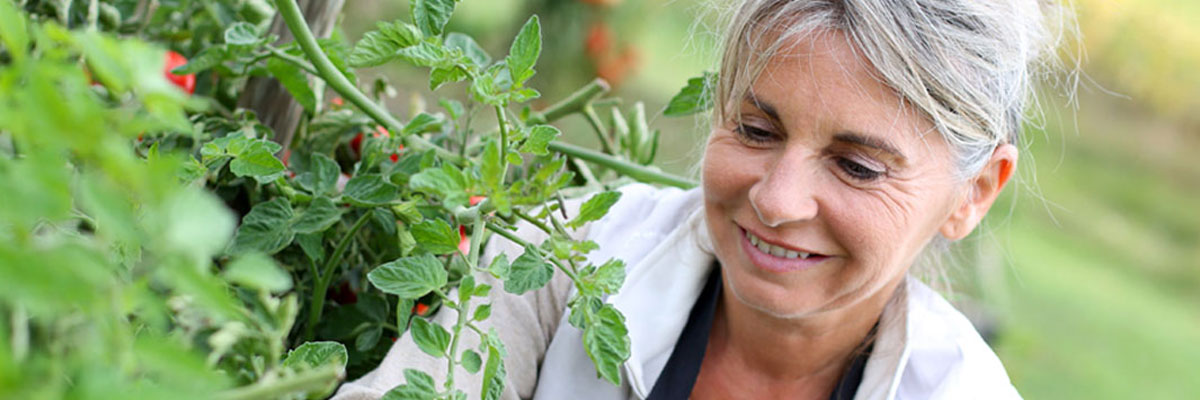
337,0,1065,398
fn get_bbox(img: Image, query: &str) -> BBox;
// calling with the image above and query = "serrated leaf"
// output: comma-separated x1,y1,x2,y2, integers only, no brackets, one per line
292,197,343,234
409,163,467,199
664,72,717,117
229,146,286,184
296,232,325,263
583,305,630,386
396,41,449,67
404,369,437,394
222,252,292,293
229,198,295,255
395,297,416,337
368,254,448,299
568,191,622,229
349,21,422,68
356,326,383,352
224,22,261,46
481,139,504,193
343,174,400,207
411,219,460,255
520,125,560,156
410,318,451,358
382,385,436,400
430,66,468,91
296,153,340,196
446,32,491,67
461,349,483,373
266,56,316,112
504,245,553,295
412,0,456,37
590,259,626,295
283,341,348,371
506,15,541,85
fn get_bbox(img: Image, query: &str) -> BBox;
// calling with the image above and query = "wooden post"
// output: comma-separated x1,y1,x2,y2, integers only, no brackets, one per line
240,0,345,151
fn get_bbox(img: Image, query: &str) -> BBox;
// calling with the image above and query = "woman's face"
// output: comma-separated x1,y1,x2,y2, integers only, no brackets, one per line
703,32,965,319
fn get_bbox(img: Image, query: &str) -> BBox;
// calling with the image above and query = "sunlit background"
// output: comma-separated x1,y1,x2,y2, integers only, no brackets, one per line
341,1,1200,398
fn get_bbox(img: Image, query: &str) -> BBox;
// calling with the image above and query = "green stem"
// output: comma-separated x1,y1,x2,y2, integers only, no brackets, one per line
271,0,462,164
527,78,610,125
495,104,510,179
303,212,372,341
444,293,470,392
548,141,696,189
216,365,342,400
512,209,553,236
467,216,486,269
581,105,616,155
267,45,319,75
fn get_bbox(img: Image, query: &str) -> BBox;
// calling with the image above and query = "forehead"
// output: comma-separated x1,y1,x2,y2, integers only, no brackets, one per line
749,31,940,148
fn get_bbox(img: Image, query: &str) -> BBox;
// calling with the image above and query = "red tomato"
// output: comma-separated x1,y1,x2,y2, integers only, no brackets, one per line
163,51,196,95
412,303,430,316
458,225,471,255
375,125,390,137
328,281,358,305
585,22,613,59
330,97,345,108
469,196,486,206
349,133,364,158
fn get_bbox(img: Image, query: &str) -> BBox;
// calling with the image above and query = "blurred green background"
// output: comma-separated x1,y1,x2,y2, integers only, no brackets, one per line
341,1,1200,398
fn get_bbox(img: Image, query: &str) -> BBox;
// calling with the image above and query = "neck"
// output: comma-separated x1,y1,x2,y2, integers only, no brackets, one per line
708,275,902,382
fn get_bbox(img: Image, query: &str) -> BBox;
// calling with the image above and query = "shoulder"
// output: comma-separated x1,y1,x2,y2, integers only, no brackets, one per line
895,279,1022,399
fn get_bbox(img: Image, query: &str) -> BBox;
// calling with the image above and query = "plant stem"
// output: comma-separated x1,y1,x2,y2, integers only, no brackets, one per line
527,78,610,125
581,105,616,155
216,365,342,400
512,209,553,236
303,211,372,341
271,0,461,164
495,104,509,179
444,293,470,392
266,46,319,75
548,141,696,189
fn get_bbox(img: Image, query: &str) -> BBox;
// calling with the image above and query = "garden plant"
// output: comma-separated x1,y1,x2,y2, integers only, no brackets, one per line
0,0,711,399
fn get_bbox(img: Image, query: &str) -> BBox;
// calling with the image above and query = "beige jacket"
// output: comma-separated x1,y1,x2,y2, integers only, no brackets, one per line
332,183,1021,400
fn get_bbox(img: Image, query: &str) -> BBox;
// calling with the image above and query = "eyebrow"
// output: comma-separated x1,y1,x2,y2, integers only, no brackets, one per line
833,132,907,161
743,93,781,122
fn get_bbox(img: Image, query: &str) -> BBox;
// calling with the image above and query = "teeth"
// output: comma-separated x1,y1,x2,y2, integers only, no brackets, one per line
746,231,812,259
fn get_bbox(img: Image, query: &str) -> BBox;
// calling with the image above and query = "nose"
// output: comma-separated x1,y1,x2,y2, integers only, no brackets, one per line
748,152,819,228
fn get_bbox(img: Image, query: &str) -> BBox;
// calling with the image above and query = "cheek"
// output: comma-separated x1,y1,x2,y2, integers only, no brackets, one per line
701,136,763,204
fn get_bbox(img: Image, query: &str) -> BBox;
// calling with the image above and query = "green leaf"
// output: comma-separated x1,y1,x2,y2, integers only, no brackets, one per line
461,349,483,374
664,72,717,117
356,326,384,352
504,245,553,295
292,197,344,234
589,259,626,295
568,191,622,229
409,163,468,205
0,1,29,62
506,15,542,86
411,219,461,255
411,0,457,37
472,304,492,322
430,66,468,91
349,21,422,68
480,139,504,193
395,297,416,337
481,336,507,400
410,318,451,358
396,41,449,67
343,174,400,207
446,32,490,67
404,369,438,394
173,46,228,75
229,146,286,184
487,253,511,280
222,252,293,292
229,198,295,255
368,254,448,299
283,341,349,372
382,385,436,400
296,232,325,263
266,56,316,112
520,125,560,156
403,112,443,136
296,153,341,196
583,305,631,386
224,22,261,46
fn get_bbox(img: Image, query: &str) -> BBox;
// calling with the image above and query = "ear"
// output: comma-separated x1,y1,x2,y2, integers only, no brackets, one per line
940,144,1018,240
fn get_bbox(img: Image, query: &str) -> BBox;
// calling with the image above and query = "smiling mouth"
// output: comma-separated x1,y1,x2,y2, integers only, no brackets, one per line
745,230,813,259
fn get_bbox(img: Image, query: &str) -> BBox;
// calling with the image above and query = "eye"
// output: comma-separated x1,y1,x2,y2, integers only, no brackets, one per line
732,123,778,146
836,157,885,181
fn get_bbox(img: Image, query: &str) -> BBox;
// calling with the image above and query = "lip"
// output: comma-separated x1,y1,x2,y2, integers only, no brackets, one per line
738,226,830,273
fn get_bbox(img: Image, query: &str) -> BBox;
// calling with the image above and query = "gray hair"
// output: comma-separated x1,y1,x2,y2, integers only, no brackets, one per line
713,0,1071,180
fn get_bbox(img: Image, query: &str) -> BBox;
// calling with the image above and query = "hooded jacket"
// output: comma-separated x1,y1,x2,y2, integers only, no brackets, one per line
333,183,1022,400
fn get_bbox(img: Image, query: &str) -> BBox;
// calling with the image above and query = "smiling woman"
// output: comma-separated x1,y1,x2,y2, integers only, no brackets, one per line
335,0,1068,399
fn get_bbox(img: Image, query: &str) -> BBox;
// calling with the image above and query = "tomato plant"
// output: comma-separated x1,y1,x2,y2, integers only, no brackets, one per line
0,0,711,399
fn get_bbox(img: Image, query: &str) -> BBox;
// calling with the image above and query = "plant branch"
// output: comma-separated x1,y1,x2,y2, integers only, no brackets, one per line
266,45,319,75
303,211,372,341
527,78,610,125
271,0,462,164
581,105,616,155
485,222,580,282
548,141,696,189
